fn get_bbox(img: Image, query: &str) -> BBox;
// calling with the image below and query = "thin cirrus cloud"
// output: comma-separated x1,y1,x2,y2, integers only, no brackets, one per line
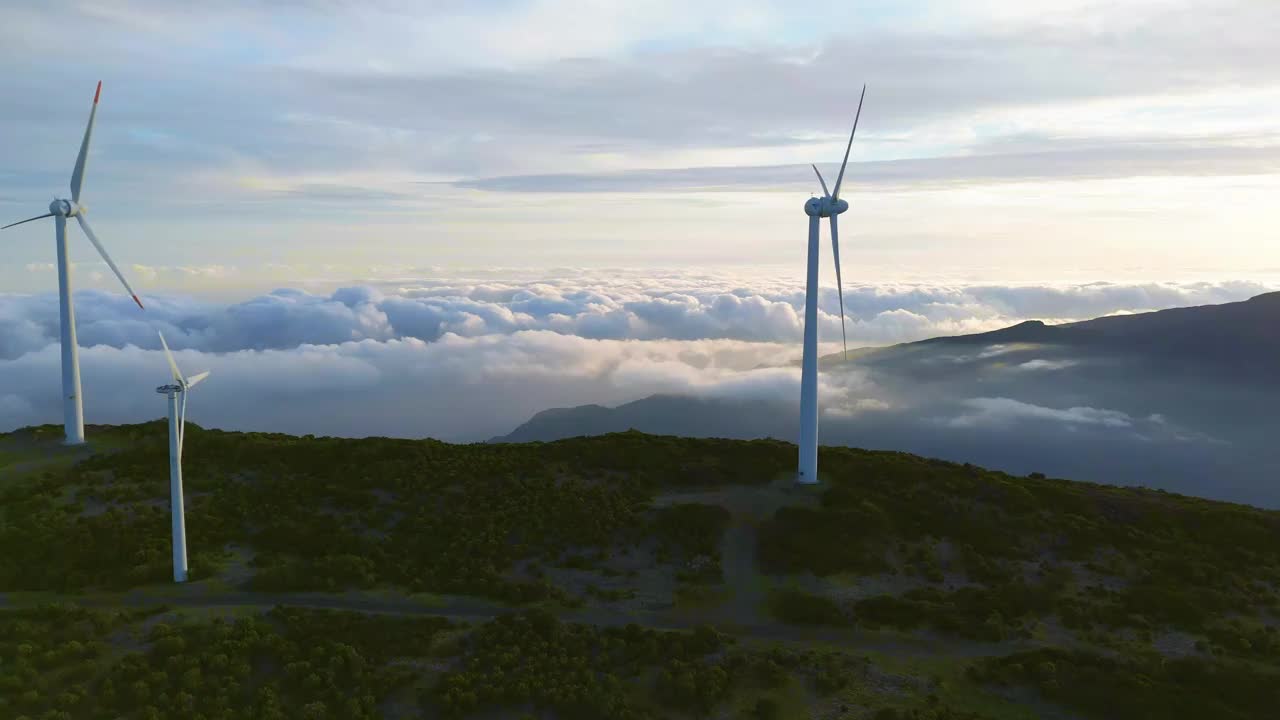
455,144,1280,194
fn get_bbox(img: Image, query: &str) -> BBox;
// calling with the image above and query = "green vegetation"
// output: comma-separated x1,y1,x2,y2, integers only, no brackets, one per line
4,424,1279,718
970,648,1280,720
870,709,995,720
433,611,887,719
1,605,456,719
433,610,726,718
1,605,921,720
759,446,1280,643
0,604,165,719
100,609,457,719
767,588,849,627
652,502,731,581
0,424,783,599
854,582,1062,642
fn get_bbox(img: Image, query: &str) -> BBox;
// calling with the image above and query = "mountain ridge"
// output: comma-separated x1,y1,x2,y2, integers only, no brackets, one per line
495,290,1280,506
824,289,1280,362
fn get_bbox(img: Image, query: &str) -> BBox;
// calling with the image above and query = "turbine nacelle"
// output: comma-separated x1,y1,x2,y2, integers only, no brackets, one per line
48,199,79,217
804,196,849,218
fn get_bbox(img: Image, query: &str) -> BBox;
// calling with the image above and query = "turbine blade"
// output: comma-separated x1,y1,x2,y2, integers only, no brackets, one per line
75,214,144,309
178,388,187,458
185,371,210,389
830,215,848,361
811,164,830,198
71,81,101,203
831,83,866,203
1,213,55,230
157,331,185,385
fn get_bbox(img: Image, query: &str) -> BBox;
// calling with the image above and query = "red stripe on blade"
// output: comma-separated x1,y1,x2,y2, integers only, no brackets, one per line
94,81,102,104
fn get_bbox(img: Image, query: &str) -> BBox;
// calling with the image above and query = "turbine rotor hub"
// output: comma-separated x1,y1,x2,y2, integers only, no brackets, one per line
803,196,850,218
48,199,78,217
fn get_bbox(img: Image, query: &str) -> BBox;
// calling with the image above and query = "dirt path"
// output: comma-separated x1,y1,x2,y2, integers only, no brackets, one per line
653,483,818,627
720,521,765,625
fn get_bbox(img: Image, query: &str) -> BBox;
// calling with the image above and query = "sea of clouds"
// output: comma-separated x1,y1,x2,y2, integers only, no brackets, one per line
0,270,1271,441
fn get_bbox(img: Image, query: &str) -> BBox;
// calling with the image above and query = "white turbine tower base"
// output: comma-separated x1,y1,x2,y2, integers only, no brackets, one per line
2,82,145,445
797,84,866,485
157,332,210,584
160,383,190,582
54,215,84,444
798,214,821,483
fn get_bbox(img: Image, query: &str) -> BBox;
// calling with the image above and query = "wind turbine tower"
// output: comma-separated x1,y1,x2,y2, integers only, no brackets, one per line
798,85,865,485
157,332,210,583
1,82,145,445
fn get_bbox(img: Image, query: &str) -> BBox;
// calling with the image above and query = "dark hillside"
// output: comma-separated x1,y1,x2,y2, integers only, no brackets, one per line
916,291,1280,379
3,425,1279,719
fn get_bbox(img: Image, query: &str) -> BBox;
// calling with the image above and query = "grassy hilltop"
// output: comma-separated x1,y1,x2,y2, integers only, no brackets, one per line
2,423,1279,719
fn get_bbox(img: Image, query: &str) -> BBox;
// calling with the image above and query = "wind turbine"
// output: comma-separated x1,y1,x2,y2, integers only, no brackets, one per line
2,82,145,445
157,332,210,583
797,84,865,485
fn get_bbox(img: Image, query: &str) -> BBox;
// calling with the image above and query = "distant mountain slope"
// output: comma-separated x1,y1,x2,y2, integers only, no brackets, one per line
822,290,1280,366
911,290,1280,377
497,292,1280,506
492,394,785,444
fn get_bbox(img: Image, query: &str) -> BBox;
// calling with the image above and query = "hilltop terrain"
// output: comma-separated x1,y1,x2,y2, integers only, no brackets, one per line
2,424,1279,719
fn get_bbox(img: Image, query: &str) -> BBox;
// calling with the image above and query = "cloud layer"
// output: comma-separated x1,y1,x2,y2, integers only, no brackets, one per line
0,333,811,442
2,272,1268,361
0,272,1271,447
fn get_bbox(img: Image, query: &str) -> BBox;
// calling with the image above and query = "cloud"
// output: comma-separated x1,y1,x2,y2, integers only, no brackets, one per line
0,394,31,416
977,345,1022,359
0,297,50,361
457,144,1280,194
2,2,1279,294
824,397,892,418
0,272,1272,448
0,273,1270,362
0,332,815,442
944,396,1134,428
1014,358,1078,371
2,0,1278,211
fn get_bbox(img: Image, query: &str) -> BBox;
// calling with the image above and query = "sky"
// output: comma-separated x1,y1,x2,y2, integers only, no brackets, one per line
1,0,1279,466
0,0,1277,290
